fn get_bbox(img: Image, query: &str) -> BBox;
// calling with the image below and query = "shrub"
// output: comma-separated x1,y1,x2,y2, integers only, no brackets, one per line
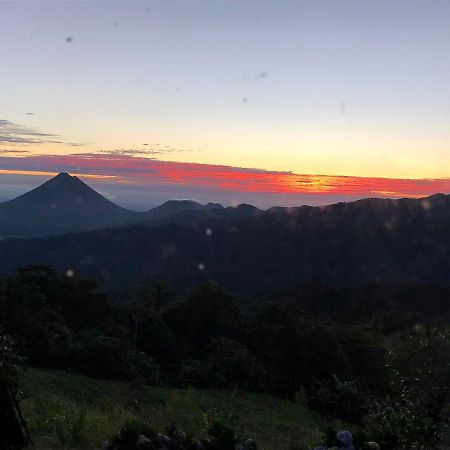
308,375,369,423
111,421,156,450
0,333,21,390
72,336,160,383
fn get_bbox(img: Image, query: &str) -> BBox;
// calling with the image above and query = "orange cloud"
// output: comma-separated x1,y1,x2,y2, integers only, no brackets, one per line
0,169,119,181
0,153,449,200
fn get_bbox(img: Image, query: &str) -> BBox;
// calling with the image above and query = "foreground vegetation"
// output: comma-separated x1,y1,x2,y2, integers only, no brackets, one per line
20,367,326,450
1,265,450,448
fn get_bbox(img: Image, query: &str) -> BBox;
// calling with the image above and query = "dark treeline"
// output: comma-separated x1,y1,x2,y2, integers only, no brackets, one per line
1,265,449,448
1,192,450,297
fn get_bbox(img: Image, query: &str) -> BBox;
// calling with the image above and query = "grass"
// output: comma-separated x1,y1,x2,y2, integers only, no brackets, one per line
20,367,328,450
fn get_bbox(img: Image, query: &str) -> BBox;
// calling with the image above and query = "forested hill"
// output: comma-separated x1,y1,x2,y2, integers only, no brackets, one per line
0,193,449,294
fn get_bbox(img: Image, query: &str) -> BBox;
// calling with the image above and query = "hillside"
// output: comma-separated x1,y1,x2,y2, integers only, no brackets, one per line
21,368,326,450
0,193,449,294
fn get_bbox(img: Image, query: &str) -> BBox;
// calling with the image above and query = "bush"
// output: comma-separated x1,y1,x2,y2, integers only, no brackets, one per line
72,336,160,383
206,422,238,450
22,395,91,449
0,333,21,390
201,338,263,389
308,375,369,423
108,421,256,450
367,326,450,449
111,421,156,450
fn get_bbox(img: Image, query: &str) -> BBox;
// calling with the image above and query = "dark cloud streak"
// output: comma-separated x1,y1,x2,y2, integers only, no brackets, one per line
98,146,199,156
0,149,31,154
0,119,84,147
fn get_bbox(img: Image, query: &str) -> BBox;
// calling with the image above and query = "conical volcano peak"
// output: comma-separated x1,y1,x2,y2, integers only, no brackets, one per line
32,172,94,196
0,171,139,236
52,172,73,180
14,172,105,205
48,172,81,185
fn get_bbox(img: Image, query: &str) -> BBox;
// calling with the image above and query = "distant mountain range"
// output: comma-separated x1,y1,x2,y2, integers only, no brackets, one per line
0,173,229,237
0,173,449,294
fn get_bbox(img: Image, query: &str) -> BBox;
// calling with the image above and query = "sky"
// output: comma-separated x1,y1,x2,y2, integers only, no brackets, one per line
0,0,449,210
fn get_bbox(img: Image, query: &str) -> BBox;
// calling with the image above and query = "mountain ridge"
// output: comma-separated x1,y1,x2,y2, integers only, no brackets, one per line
0,172,141,236
0,173,231,237
0,178,448,294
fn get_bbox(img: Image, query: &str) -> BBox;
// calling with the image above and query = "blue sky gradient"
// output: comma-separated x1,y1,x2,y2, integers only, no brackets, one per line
1,0,449,206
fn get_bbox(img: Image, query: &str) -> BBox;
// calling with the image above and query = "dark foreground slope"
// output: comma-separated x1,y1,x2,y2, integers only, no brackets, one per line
0,193,449,294
21,368,325,450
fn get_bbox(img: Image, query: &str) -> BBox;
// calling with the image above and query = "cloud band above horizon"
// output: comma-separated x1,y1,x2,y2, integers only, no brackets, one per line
0,152,449,209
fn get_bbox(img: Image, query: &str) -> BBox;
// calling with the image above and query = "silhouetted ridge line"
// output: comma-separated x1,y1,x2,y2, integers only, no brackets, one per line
0,180,448,294
0,172,229,237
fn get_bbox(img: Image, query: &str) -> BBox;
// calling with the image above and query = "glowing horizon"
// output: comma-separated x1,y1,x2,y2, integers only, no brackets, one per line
1,1,450,207
1,153,448,210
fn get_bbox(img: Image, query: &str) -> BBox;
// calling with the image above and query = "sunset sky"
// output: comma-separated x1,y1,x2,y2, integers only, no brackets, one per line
1,0,449,209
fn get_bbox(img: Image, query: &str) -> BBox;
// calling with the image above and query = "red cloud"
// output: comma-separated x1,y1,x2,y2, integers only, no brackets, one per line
0,153,449,199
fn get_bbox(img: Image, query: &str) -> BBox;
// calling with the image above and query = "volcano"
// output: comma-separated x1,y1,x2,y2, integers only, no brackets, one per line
0,173,140,237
